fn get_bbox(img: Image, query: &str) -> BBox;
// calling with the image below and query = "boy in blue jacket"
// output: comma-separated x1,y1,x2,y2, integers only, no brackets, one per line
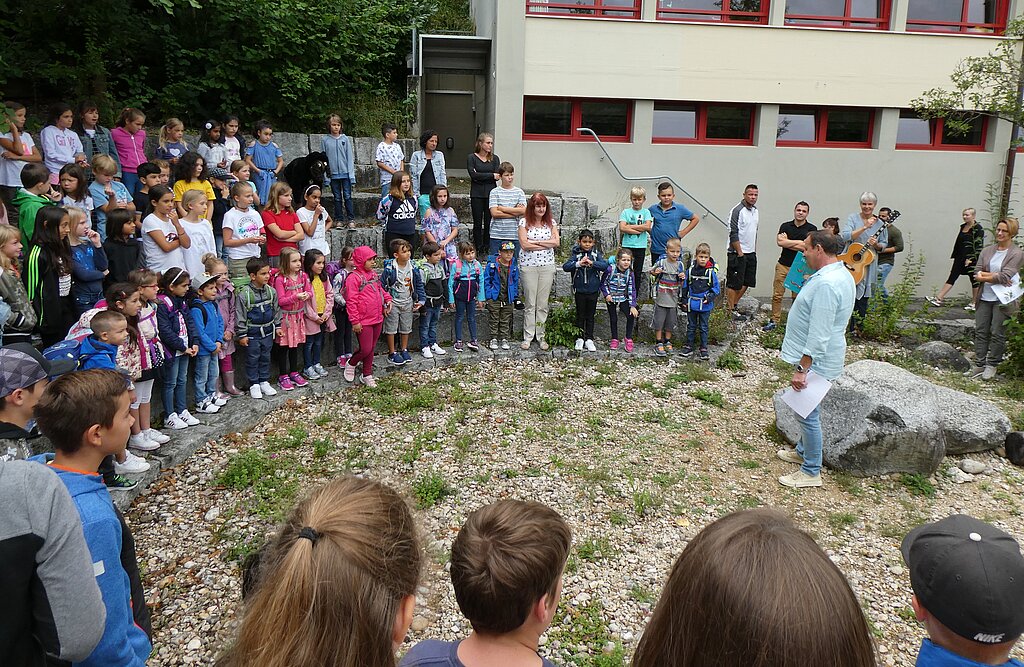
190,273,226,414
34,369,151,667
680,242,720,361
484,240,520,350
80,310,129,371
562,229,608,352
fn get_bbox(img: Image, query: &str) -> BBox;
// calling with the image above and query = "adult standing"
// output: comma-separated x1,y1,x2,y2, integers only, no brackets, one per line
409,129,446,219
776,230,855,489
970,217,1024,380
875,207,903,299
766,200,815,332
841,192,887,332
927,207,984,311
648,182,700,268
467,133,500,253
518,193,560,350
726,184,759,321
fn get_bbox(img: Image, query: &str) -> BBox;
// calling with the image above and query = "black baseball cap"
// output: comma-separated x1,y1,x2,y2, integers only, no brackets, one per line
0,343,77,398
902,514,1024,644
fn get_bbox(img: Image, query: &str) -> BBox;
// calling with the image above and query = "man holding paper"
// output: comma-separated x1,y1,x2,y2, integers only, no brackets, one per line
777,230,855,489
971,217,1024,381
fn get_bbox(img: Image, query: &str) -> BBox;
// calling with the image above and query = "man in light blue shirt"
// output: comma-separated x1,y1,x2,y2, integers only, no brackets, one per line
777,230,855,488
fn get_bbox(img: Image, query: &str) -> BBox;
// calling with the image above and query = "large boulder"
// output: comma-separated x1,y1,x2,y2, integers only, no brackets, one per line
912,341,970,372
774,360,1010,476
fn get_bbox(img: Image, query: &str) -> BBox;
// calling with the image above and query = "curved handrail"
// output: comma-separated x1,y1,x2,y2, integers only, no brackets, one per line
576,127,728,228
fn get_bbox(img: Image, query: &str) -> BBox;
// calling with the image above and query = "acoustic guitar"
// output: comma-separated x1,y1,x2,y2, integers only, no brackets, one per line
838,210,901,285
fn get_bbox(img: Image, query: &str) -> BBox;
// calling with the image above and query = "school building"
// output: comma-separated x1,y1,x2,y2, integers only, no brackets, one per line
419,0,1024,297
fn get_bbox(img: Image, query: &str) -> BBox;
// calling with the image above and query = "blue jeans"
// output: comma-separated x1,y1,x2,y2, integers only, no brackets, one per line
687,310,710,349
876,262,894,298
795,404,823,476
381,181,390,197
489,237,520,261
420,304,442,347
454,300,478,342
162,354,190,416
330,177,354,221
194,353,219,404
303,332,323,369
121,172,140,197
245,333,273,383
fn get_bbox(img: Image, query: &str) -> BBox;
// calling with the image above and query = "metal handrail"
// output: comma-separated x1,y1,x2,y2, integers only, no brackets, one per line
576,127,728,228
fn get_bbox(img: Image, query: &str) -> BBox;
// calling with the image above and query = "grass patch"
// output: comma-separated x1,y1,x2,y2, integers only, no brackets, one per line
530,396,559,416
632,489,663,517
412,471,454,509
217,450,277,489
312,438,330,459
576,536,617,561
628,584,655,603
900,473,936,498
690,388,724,408
666,365,715,386
833,472,864,496
717,348,745,371
737,459,760,469
551,600,625,667
828,511,858,532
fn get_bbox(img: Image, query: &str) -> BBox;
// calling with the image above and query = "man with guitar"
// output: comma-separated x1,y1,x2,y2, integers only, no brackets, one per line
840,192,887,333
777,230,855,488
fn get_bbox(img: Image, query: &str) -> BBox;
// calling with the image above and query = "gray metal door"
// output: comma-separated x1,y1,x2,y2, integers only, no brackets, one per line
425,91,476,158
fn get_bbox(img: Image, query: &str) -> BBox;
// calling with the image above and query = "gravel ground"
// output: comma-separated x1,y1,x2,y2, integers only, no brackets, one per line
129,328,1024,666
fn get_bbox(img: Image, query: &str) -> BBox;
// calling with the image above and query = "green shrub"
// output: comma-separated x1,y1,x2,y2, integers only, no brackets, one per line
216,451,276,489
691,388,724,408
859,250,929,341
717,348,745,371
708,308,729,345
412,471,453,509
544,301,582,348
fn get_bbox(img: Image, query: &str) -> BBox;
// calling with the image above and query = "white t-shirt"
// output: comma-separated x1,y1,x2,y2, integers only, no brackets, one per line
141,213,186,274
223,206,264,260
180,218,217,278
223,135,242,163
297,206,330,257
62,194,95,217
981,249,1008,302
0,131,35,187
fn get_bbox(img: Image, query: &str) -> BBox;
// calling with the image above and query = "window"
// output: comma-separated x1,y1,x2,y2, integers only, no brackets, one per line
776,107,874,147
523,98,632,141
784,0,891,29
526,0,641,19
657,0,770,23
652,102,756,144
906,0,1008,33
896,111,987,150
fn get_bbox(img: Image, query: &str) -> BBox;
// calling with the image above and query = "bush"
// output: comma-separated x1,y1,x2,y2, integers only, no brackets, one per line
545,301,582,348
858,250,930,341
412,471,453,509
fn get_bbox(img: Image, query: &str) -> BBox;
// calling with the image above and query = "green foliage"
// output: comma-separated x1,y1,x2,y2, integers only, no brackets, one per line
900,473,937,498
716,348,745,371
412,471,453,508
1000,314,1024,381
216,450,276,489
544,301,583,349
550,601,625,667
707,307,729,345
758,320,786,350
690,387,724,408
423,0,475,32
858,250,930,342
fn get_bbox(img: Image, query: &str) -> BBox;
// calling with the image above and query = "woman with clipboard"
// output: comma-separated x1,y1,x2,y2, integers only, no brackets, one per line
971,217,1024,380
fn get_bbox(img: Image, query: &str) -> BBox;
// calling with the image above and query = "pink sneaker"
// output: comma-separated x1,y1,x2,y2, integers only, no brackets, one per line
278,374,294,391
609,339,619,350
344,362,356,382
290,372,309,388
625,339,634,353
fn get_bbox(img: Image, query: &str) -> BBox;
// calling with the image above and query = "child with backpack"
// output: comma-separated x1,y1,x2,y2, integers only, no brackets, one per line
563,229,608,352
381,238,425,366
448,241,485,352
681,242,720,361
418,241,449,358
235,258,281,400
601,248,639,352
484,240,519,350
202,254,242,397
190,273,227,414
649,237,686,357
302,249,334,380
156,267,200,430
343,246,391,388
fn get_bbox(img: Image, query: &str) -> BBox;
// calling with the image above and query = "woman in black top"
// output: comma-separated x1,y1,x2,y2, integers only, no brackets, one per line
467,132,500,252
927,207,985,311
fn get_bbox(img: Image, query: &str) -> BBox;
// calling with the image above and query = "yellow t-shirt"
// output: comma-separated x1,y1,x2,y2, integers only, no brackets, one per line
312,277,326,314
172,179,216,202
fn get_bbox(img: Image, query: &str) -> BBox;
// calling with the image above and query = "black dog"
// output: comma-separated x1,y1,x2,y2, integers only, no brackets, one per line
281,151,329,196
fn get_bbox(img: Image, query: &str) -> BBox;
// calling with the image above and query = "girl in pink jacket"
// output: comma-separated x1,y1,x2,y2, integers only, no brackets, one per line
343,245,391,388
302,249,335,380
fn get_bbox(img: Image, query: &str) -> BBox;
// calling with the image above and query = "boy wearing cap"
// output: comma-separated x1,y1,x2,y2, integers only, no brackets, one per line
191,273,226,414
902,514,1024,666
484,240,520,350
0,343,76,461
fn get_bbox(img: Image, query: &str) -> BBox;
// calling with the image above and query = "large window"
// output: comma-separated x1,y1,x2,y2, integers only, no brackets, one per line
906,0,1009,33
896,111,987,150
523,98,632,141
526,0,641,19
776,107,874,147
657,0,770,23
652,102,755,144
784,0,891,28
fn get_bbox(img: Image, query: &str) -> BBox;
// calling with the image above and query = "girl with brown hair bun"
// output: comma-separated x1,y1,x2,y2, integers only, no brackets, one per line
633,508,876,667
219,476,422,667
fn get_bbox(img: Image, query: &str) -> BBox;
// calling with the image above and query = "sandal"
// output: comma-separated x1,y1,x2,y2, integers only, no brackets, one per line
926,297,944,307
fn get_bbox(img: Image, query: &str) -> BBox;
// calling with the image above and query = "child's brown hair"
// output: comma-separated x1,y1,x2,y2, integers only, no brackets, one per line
90,309,126,337
389,238,411,255
36,370,130,455
457,241,475,258
265,181,293,214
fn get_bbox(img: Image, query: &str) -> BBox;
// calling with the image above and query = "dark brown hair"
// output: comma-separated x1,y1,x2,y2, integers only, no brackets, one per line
219,476,421,667
450,500,571,634
632,508,876,667
36,370,129,454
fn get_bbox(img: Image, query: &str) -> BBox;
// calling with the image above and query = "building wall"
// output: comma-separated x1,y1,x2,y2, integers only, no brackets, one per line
480,0,1024,297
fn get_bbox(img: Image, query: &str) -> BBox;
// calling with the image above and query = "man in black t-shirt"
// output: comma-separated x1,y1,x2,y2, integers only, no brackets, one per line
766,201,816,331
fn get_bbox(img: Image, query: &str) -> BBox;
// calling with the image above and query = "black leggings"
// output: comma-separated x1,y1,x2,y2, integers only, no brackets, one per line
335,306,353,356
575,291,599,340
946,261,978,288
849,296,869,332
384,232,417,254
471,197,491,251
607,301,636,340
273,345,300,376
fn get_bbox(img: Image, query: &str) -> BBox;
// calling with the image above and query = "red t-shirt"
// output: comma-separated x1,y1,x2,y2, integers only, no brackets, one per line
261,209,301,258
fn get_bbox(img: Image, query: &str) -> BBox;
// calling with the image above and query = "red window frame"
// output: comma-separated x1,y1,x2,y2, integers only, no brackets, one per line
905,0,1009,34
656,0,770,24
895,111,988,151
776,107,875,148
526,0,641,19
651,102,756,145
522,97,633,142
784,0,892,29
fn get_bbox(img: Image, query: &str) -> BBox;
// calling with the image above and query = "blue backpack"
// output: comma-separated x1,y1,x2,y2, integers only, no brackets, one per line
41,339,91,369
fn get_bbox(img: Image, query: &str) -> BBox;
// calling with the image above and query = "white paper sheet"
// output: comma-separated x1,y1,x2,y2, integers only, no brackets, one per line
781,370,832,419
991,274,1024,305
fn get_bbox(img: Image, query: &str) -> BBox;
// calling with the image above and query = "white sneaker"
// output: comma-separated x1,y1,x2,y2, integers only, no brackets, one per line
982,365,998,380
129,433,159,451
344,363,356,382
489,338,499,350
213,396,228,407
259,381,278,396
584,339,597,352
359,374,378,388
114,450,150,474
164,413,188,430
179,410,201,426
574,338,584,351
501,339,510,350
196,399,220,414
421,346,434,359
250,383,263,399
431,343,447,356
142,429,170,444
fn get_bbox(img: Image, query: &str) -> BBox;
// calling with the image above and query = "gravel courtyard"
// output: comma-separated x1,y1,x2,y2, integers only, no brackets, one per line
129,329,1024,666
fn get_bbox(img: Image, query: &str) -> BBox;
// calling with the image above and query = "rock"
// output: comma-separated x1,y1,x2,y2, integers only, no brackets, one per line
186,638,202,651
774,360,1010,476
912,341,970,372
1006,432,1024,467
735,295,760,316
204,507,220,522
958,459,987,474
410,616,429,632
946,466,974,484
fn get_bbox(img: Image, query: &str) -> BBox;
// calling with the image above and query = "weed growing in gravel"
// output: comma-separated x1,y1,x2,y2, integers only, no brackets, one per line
717,348,745,371
412,471,453,509
900,473,936,498
637,380,671,398
312,438,330,458
828,512,858,532
758,319,786,350
223,534,263,564
531,396,558,415
628,584,655,603
632,488,663,516
690,388,724,408
737,459,760,469
665,365,715,386
641,408,670,425
544,301,583,349
608,510,628,526
313,413,332,426
217,450,277,488
734,493,761,510
587,375,614,388
763,423,787,446
833,472,864,496
550,600,625,667
708,307,729,345
576,537,617,561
